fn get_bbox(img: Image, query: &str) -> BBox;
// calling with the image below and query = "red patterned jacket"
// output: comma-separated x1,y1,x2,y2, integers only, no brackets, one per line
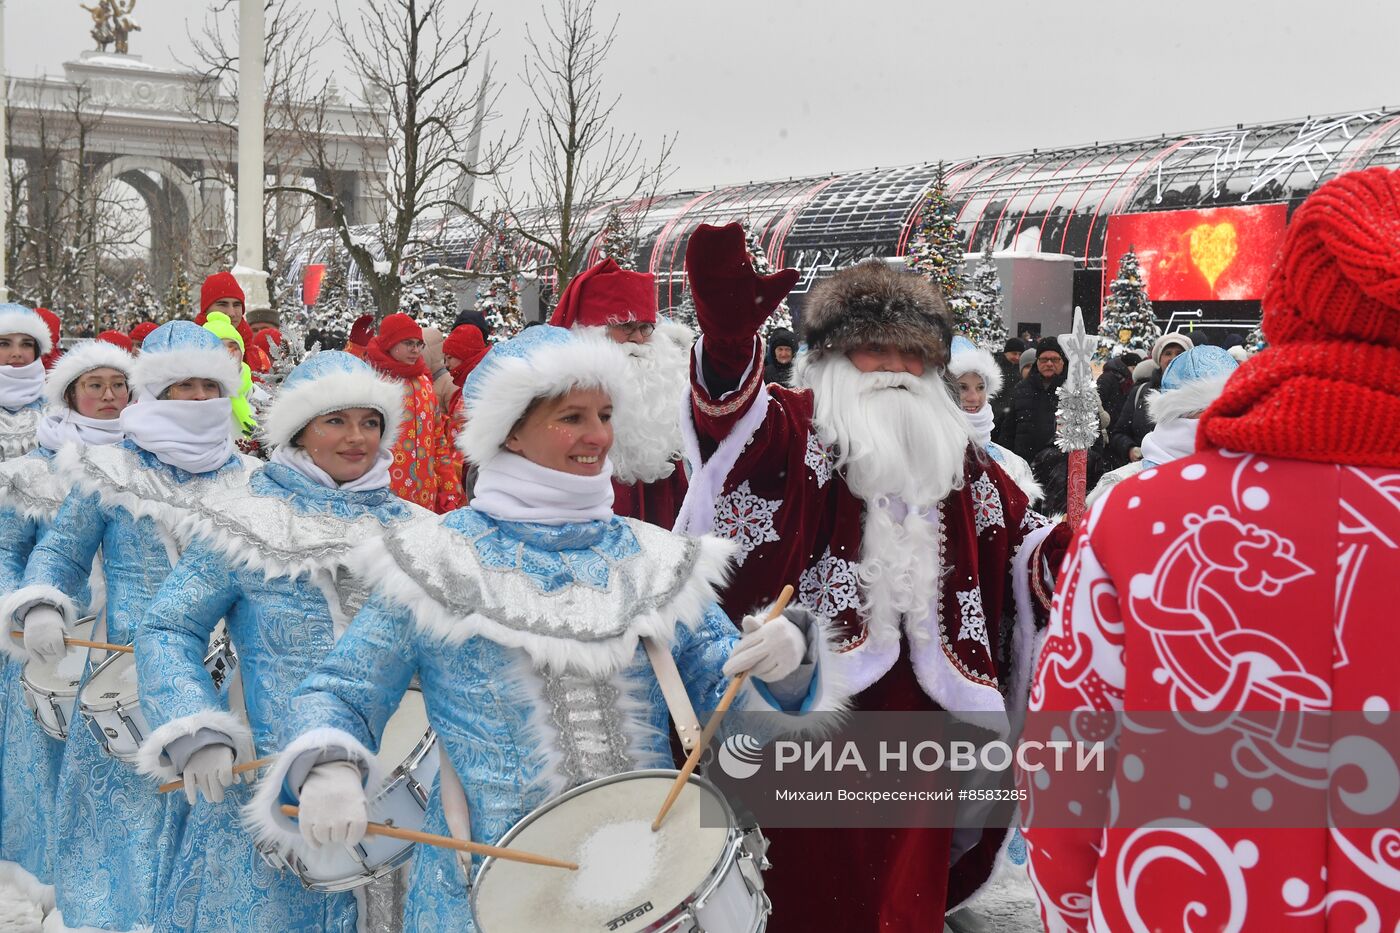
1024,449,1400,930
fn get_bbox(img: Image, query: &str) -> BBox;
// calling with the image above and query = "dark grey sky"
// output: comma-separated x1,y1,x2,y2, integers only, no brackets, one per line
8,0,1399,190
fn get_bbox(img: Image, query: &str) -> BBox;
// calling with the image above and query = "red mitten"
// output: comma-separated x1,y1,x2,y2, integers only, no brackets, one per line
684,223,799,339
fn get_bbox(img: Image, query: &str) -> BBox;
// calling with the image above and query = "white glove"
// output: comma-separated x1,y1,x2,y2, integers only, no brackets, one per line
22,606,67,664
181,744,235,805
297,761,368,848
722,614,807,682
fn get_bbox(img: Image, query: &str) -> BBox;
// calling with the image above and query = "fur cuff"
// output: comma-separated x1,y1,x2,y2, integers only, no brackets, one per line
0,584,78,660
136,709,256,782
243,726,382,855
740,604,854,738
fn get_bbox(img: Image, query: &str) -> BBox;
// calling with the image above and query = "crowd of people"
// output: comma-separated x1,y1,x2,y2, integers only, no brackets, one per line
0,164,1393,933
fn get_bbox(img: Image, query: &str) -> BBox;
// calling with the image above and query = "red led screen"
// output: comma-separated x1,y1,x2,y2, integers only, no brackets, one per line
1103,204,1288,302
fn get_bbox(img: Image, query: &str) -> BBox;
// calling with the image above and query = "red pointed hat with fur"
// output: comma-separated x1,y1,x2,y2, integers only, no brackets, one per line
549,258,657,329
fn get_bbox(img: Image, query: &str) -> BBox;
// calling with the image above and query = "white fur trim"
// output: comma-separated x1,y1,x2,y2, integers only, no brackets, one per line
244,726,384,855
351,527,738,678
43,341,135,414
0,309,52,356
1007,521,1059,739
136,709,256,782
132,346,240,400
0,584,78,660
41,908,149,933
0,859,55,923
260,369,406,454
948,345,1004,398
1086,461,1141,509
673,380,773,534
458,333,632,467
1147,373,1231,424
739,608,856,739
990,446,1043,507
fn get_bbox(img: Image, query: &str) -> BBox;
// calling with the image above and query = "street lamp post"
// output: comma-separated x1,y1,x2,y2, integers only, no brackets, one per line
233,0,269,311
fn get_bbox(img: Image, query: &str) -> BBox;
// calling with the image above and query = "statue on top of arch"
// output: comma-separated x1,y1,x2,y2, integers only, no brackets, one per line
81,0,141,56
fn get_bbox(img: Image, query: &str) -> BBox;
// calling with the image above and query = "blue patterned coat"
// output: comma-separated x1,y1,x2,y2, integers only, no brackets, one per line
252,507,845,932
0,441,250,930
135,463,427,933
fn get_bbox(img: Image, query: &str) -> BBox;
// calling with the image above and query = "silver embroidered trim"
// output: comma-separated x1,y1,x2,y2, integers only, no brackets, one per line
380,518,704,643
539,670,633,788
0,408,39,461
0,455,66,521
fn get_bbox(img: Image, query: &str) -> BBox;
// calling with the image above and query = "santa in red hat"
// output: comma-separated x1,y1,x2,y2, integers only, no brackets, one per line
549,257,692,527
678,223,1070,931
1023,165,1400,932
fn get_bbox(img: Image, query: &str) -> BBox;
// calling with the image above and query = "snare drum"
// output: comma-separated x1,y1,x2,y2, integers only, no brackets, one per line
472,770,771,933
266,688,439,892
78,634,238,763
20,616,97,741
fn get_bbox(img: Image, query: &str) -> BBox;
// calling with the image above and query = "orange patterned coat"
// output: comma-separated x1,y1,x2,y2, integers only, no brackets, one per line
388,373,464,513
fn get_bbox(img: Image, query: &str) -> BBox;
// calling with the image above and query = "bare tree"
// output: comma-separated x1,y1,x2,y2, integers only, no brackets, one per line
5,80,145,330
277,0,516,318
502,0,674,298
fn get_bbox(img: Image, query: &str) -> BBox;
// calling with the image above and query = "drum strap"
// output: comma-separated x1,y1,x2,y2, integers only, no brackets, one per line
642,637,702,753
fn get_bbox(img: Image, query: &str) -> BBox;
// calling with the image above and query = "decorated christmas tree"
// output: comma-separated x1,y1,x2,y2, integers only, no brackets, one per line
126,268,164,325
599,206,638,271
960,246,1008,350
743,220,792,337
475,224,524,340
165,264,195,321
1096,248,1161,357
308,246,357,345
906,162,967,312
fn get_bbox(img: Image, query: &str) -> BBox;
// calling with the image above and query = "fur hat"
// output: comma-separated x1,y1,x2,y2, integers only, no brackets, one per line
458,325,630,467
246,307,280,328
802,260,952,367
947,335,1004,398
0,304,54,357
261,350,404,454
1148,346,1238,424
44,339,135,414
132,320,241,400
1151,331,1194,366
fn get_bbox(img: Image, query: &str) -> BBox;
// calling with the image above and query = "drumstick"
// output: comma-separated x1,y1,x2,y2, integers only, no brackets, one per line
157,756,273,794
8,632,132,654
652,584,794,832
278,805,578,870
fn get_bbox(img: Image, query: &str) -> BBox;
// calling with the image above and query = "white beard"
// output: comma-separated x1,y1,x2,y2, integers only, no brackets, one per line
801,354,971,509
584,323,691,485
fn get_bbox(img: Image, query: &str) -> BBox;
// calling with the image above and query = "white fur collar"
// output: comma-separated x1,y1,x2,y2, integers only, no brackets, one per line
1147,374,1231,424
343,515,737,677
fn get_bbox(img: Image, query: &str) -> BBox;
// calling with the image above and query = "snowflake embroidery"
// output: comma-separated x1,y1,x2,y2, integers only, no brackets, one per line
712,480,782,566
971,472,1005,535
955,587,987,647
803,432,835,488
798,547,862,620
1021,508,1053,532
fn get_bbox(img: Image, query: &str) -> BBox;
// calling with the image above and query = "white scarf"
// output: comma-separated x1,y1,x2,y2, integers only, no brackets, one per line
963,403,995,448
35,410,125,451
270,444,393,492
120,398,236,474
0,360,45,410
471,451,615,525
1140,416,1199,468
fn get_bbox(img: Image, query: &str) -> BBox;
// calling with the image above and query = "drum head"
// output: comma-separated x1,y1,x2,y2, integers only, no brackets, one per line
473,772,731,933
82,651,137,706
26,618,96,691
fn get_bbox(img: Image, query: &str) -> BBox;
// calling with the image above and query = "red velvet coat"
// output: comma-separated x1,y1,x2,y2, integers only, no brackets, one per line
612,467,689,529
1024,449,1400,931
678,340,1063,928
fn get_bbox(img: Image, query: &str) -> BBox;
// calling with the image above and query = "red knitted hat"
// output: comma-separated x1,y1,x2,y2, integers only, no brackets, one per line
129,321,159,343
96,330,134,353
376,312,423,350
442,323,490,385
251,327,282,357
35,308,62,368
1200,166,1400,467
549,258,657,328
200,271,245,315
